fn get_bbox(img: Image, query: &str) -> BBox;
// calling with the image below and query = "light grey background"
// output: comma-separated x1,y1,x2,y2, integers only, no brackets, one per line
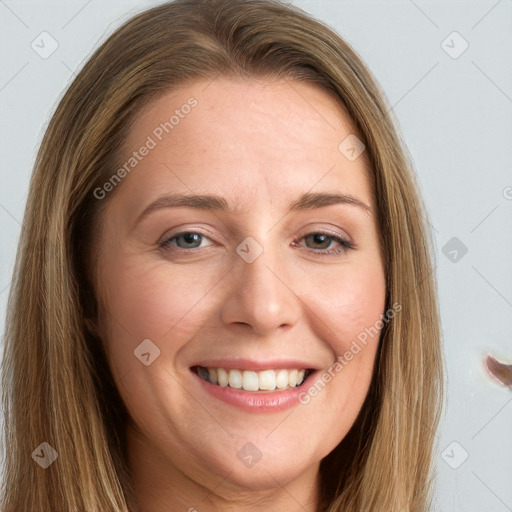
1,1,511,510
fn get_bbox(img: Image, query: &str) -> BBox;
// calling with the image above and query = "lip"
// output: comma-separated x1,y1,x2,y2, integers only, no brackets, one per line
190,366,321,413
189,357,320,371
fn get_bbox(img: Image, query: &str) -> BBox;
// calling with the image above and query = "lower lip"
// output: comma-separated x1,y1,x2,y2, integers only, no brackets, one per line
190,369,320,413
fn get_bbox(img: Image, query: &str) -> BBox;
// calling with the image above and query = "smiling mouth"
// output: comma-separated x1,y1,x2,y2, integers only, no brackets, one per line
191,366,314,392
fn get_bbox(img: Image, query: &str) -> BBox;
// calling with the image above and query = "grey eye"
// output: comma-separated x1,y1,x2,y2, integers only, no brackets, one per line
174,232,203,248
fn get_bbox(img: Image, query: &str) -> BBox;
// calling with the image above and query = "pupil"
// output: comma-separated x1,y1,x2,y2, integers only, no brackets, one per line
181,233,201,247
309,233,329,249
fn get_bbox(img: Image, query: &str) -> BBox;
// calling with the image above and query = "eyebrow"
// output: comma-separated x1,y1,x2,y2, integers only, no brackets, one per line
134,191,371,226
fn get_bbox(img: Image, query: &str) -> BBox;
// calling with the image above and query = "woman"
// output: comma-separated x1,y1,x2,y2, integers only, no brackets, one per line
0,0,443,510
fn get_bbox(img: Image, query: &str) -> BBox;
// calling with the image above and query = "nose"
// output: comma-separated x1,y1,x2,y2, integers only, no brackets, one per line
219,244,301,336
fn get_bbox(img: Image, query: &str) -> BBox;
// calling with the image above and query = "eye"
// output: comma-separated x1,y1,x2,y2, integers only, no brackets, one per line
160,231,212,250
159,230,354,256
295,231,355,256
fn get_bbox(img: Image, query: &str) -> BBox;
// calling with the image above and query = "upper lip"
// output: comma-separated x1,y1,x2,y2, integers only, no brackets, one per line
190,358,321,371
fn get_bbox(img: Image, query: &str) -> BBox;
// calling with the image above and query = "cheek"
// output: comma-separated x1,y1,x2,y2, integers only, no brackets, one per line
304,261,386,409
96,252,221,373
307,259,386,348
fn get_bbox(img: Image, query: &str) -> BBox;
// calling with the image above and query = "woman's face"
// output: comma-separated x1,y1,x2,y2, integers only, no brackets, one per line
93,77,386,507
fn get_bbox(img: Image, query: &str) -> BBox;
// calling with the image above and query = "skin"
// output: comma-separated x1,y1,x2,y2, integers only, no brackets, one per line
92,77,386,512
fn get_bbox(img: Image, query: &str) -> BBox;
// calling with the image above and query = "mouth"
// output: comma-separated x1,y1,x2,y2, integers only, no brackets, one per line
191,366,314,392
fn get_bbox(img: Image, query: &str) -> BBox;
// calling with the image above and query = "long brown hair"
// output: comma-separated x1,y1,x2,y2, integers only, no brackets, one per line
1,0,443,510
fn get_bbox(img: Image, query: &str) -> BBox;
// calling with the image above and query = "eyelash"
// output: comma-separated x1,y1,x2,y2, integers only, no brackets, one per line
159,230,355,257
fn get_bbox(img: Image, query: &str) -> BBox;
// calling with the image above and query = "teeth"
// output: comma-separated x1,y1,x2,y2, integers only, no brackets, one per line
258,370,276,390
228,369,242,389
208,368,218,385
196,367,310,391
217,368,229,387
242,371,259,391
276,369,289,389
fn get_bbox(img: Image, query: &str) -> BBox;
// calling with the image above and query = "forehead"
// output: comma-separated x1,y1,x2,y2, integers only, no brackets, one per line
113,77,373,215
